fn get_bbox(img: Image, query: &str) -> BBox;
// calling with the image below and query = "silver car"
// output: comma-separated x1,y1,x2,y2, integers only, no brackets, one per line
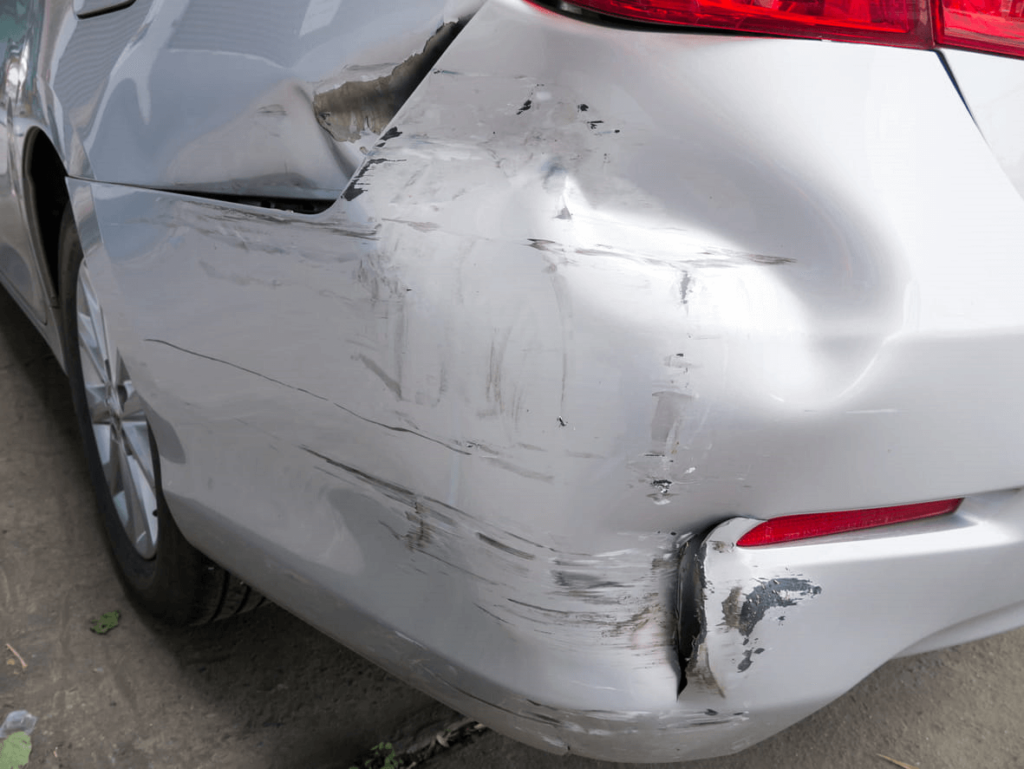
2,0,1023,761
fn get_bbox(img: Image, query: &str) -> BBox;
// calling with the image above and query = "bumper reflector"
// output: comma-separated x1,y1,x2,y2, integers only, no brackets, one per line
736,498,963,547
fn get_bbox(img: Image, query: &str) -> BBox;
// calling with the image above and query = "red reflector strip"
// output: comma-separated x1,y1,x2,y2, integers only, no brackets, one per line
936,0,1024,58
736,498,963,547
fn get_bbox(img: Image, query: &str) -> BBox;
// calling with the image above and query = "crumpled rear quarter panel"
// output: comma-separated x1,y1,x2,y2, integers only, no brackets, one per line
67,0,1024,760
46,0,481,196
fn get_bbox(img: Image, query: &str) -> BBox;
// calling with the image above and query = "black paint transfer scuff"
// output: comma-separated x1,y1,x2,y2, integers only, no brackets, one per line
342,157,393,201
478,532,535,560
737,647,765,673
722,578,822,640
377,126,403,146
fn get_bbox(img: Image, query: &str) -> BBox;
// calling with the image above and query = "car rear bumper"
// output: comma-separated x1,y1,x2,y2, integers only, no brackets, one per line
68,0,1024,759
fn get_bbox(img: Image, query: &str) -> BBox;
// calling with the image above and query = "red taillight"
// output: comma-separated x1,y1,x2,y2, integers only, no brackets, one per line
736,498,962,547
567,0,932,46
936,0,1024,57
558,0,1024,56
569,0,937,45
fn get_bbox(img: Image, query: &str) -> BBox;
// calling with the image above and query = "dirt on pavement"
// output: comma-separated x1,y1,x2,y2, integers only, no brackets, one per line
2,287,1024,769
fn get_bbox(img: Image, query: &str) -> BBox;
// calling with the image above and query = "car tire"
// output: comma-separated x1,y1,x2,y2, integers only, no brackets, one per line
59,205,264,625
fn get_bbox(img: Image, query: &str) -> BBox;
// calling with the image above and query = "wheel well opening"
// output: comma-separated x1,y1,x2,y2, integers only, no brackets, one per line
25,130,69,303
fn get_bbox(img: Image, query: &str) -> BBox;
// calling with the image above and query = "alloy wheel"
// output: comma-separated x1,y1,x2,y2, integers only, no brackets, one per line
75,261,159,559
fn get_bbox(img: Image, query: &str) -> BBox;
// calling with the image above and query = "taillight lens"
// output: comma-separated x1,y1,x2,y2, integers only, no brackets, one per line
567,0,932,46
557,0,1024,56
736,498,962,547
936,0,1024,57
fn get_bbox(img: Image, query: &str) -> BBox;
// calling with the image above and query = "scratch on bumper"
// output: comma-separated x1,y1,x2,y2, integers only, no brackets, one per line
64,0,1024,759
686,525,824,693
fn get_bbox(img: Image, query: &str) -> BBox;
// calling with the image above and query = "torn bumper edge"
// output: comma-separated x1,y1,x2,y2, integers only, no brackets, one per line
684,489,1024,756
63,161,1024,765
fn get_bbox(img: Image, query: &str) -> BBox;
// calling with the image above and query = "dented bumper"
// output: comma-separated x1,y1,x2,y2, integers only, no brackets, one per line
66,0,1024,760
687,492,1024,756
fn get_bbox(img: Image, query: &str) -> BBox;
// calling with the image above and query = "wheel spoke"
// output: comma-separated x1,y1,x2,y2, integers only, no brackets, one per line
84,383,112,425
108,331,124,390
77,260,160,561
77,315,107,387
91,423,118,491
111,437,131,530
123,452,158,559
120,381,145,420
77,266,110,379
121,419,156,489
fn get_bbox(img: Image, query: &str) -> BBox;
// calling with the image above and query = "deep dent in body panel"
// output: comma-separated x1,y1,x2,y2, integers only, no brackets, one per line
334,68,806,521
301,441,689,660
69,4,979,755
114,70,812,722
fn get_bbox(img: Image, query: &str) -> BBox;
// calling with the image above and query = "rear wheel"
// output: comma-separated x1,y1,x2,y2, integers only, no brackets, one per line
59,206,263,625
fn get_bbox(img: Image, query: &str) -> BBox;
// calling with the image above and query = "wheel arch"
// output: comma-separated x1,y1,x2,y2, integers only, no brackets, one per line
23,127,70,310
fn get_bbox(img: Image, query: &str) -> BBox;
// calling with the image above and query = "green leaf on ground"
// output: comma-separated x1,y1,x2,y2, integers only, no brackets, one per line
349,742,404,769
0,731,32,769
90,611,120,635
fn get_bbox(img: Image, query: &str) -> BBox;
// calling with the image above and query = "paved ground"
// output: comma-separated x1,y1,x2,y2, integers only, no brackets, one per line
2,286,1024,769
